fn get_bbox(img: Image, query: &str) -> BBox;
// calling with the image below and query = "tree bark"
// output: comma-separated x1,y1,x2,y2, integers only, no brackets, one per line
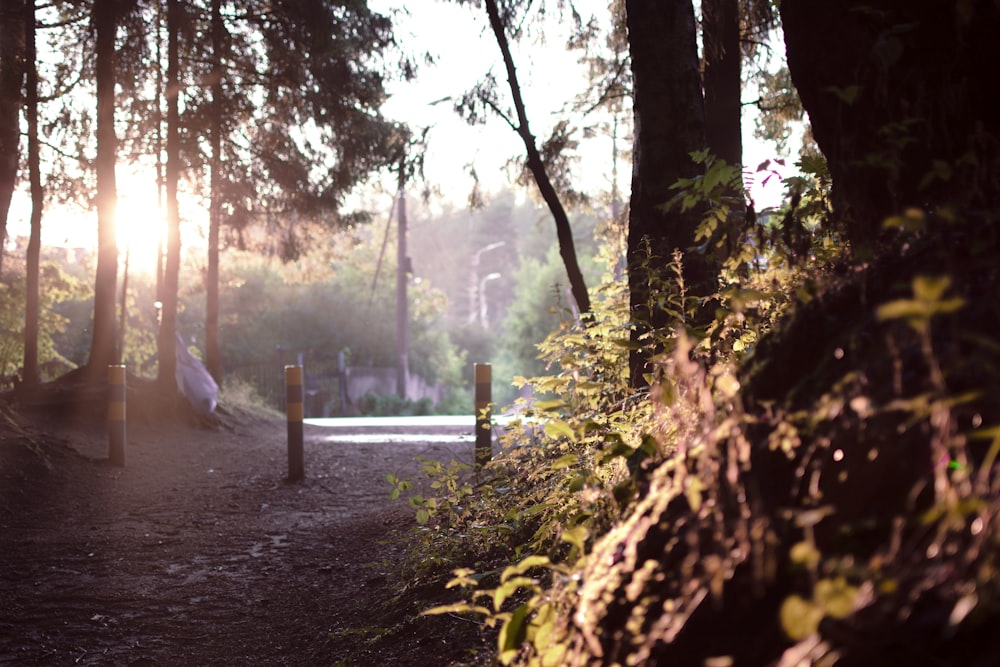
625,0,710,387
702,0,742,169
157,0,181,392
87,0,119,374
205,0,223,383
781,0,1000,249
0,0,26,276
483,0,591,315
22,0,40,386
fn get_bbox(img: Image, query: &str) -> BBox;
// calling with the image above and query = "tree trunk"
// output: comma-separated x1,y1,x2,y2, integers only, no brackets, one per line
0,0,26,276
702,0,742,168
22,0,40,386
625,0,710,387
157,0,181,392
483,0,591,315
154,0,165,303
205,0,223,383
88,0,119,374
780,0,1000,250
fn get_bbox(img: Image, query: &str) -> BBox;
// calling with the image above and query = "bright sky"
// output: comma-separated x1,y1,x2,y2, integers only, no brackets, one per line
5,1,793,271
368,0,624,204
370,0,791,209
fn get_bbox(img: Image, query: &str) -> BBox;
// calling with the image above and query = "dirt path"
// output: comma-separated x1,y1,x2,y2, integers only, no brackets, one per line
0,412,481,666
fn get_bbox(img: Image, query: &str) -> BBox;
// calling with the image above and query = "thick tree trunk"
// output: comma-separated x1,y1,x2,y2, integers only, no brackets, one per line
88,0,119,374
0,0,26,276
22,0,40,386
702,0,742,169
781,0,1000,250
205,0,223,383
483,0,591,315
625,0,710,387
157,0,181,392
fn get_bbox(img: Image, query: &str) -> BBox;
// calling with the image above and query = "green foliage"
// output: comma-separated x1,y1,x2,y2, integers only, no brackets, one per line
669,148,745,261
358,392,434,417
387,140,1000,666
493,246,581,405
1,261,89,381
876,275,965,335
206,246,465,412
753,66,806,156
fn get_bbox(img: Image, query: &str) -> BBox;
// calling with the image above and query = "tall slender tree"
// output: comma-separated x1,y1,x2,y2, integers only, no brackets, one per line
482,0,591,315
194,0,402,383
205,0,224,382
0,0,26,276
22,0,41,387
625,0,711,386
702,0,742,169
87,0,120,375
157,0,181,391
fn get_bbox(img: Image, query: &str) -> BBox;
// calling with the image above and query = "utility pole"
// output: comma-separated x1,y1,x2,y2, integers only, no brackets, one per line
395,162,409,400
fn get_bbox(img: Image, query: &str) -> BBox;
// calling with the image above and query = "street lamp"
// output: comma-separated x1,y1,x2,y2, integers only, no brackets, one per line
469,241,506,324
479,272,501,328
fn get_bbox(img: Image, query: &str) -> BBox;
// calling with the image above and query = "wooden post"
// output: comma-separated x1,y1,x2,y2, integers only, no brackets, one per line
285,365,304,482
108,365,126,467
474,363,492,468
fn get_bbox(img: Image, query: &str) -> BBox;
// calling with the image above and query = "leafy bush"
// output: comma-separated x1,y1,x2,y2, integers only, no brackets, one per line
359,392,434,417
387,153,1000,666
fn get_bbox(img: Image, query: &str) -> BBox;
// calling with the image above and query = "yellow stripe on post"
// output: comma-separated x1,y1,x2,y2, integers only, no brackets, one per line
285,365,304,482
474,363,492,468
108,365,126,467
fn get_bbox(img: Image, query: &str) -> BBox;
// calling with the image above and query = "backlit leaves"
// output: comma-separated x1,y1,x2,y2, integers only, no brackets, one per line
876,275,965,333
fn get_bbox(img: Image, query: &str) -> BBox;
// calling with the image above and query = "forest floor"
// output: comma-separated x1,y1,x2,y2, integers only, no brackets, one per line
0,402,490,666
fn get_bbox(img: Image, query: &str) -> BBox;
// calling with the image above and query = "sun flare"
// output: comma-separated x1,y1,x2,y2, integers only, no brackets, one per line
114,175,165,275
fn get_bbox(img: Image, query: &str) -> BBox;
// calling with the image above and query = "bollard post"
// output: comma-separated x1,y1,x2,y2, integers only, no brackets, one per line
474,363,492,468
285,365,304,482
108,365,126,467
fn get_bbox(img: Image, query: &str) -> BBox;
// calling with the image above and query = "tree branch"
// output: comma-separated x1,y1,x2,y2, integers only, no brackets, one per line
483,0,590,314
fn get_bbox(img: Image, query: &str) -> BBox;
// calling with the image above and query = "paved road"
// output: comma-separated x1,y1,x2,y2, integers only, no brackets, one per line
305,415,476,429
304,414,519,445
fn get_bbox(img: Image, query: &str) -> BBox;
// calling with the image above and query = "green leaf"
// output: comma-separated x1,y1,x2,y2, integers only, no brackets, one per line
562,525,589,556
815,577,859,619
780,594,823,640
685,477,704,512
912,275,952,302
790,541,821,569
493,577,537,610
499,603,530,663
502,555,552,582
550,454,579,470
883,207,927,232
529,602,557,647
520,503,553,517
610,338,642,350
422,603,491,617
544,420,575,441
445,568,479,588
415,508,430,525
876,298,926,323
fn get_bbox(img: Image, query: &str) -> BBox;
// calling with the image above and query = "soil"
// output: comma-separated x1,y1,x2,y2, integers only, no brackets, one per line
0,405,489,666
